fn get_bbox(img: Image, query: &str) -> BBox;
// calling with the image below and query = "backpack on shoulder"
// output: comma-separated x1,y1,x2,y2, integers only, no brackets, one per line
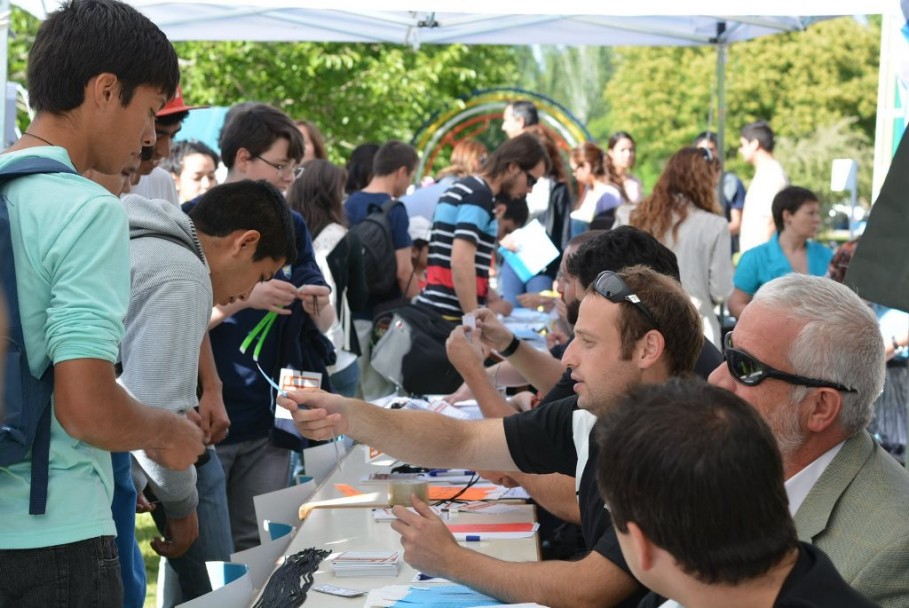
1,157,78,515
349,198,401,298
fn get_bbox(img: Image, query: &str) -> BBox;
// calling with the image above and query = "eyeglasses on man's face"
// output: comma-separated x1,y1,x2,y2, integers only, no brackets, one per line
723,333,856,393
524,170,538,189
255,155,303,179
593,270,659,330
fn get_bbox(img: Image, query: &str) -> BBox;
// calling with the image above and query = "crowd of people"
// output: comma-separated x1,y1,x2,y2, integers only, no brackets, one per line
1,1,908,607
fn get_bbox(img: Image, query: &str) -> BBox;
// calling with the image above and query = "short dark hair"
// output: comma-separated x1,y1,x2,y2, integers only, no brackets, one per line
597,378,797,585
189,180,297,263
500,197,529,228
593,265,701,375
162,139,220,175
771,185,819,233
693,131,717,146
508,100,539,127
219,103,304,170
483,133,551,181
156,111,189,128
27,0,179,114
741,120,775,152
345,143,380,194
567,225,681,289
372,141,419,178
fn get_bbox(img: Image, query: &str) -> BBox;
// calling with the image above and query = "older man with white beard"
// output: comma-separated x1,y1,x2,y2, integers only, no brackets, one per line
709,273,909,607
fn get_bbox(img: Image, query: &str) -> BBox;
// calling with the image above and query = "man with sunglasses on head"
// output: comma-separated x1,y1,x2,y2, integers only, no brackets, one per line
279,264,704,608
709,273,909,607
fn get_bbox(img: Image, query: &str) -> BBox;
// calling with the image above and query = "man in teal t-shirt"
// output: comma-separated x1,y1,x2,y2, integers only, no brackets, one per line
0,1,205,606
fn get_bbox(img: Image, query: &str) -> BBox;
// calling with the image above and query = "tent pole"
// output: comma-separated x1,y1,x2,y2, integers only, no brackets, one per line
1,0,9,148
715,37,728,201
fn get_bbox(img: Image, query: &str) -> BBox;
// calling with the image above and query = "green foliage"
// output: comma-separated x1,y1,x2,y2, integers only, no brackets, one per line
136,513,159,607
603,17,881,194
172,40,518,163
775,118,873,216
8,7,40,130
516,45,614,129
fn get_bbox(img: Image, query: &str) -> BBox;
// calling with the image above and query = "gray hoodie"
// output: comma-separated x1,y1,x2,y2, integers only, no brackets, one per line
119,194,212,519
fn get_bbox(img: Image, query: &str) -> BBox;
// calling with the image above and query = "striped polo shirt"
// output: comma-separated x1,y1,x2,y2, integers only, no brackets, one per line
415,176,497,317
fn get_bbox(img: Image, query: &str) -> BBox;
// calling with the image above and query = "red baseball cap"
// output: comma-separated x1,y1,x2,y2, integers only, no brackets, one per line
157,85,206,117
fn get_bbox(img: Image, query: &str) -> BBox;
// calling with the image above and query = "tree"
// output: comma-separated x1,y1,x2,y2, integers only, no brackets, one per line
774,119,873,221
173,40,518,162
516,45,614,129
8,7,40,131
603,17,881,195
6,6,518,164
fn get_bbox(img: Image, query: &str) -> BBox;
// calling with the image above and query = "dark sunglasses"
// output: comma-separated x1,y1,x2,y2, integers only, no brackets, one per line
524,170,538,189
593,271,659,330
723,333,856,392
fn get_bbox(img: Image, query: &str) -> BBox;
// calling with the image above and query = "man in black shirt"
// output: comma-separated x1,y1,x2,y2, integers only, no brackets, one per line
282,264,704,608
599,379,875,608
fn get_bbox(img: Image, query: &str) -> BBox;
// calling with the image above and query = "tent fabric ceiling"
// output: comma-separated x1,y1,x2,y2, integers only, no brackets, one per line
13,0,897,45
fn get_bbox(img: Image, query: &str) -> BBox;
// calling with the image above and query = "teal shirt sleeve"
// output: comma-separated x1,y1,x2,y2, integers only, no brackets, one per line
734,248,762,295
807,241,834,277
41,193,130,365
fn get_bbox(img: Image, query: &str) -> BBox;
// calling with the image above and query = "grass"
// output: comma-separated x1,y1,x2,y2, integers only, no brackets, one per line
136,512,160,608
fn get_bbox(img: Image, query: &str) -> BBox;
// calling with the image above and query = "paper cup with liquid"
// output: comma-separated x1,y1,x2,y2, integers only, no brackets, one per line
387,480,429,506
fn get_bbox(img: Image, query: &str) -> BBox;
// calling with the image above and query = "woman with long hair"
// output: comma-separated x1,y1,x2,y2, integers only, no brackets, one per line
607,131,644,203
287,159,368,396
568,141,625,231
615,146,732,345
295,119,327,162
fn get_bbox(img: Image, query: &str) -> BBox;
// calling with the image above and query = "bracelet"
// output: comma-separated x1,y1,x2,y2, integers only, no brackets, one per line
499,334,521,357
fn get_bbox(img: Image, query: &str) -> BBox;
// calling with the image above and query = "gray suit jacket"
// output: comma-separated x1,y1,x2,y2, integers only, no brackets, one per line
795,431,909,607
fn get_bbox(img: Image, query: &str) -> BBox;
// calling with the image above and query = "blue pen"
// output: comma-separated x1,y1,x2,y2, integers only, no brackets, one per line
464,535,483,542
428,469,475,477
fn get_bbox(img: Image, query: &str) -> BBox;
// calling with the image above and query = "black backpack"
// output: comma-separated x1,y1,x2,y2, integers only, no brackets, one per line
1,157,78,515
349,198,400,297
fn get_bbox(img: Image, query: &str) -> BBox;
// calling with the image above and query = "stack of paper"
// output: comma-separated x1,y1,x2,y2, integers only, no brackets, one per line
330,551,401,577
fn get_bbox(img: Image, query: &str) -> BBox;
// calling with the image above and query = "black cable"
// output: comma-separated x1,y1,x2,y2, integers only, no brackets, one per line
432,473,480,507
253,547,331,608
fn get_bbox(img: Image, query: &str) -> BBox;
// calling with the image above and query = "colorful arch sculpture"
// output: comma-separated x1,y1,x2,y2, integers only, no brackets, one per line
411,86,592,180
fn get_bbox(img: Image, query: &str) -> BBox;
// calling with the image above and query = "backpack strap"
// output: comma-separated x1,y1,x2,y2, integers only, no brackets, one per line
1,156,77,515
365,197,402,216
380,198,401,214
0,158,77,184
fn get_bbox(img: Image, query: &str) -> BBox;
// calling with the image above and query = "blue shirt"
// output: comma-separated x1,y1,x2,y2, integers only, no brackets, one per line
344,191,412,250
400,176,456,222
734,233,833,296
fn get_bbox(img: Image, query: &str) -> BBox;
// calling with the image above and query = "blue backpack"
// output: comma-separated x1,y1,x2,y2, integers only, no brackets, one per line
1,157,78,515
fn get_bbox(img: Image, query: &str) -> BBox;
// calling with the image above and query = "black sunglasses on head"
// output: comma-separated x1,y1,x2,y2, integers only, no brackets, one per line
723,333,856,393
593,271,659,330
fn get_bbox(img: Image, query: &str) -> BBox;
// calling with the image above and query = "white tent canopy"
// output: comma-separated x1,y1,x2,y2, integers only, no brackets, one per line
12,0,896,45
3,0,896,150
